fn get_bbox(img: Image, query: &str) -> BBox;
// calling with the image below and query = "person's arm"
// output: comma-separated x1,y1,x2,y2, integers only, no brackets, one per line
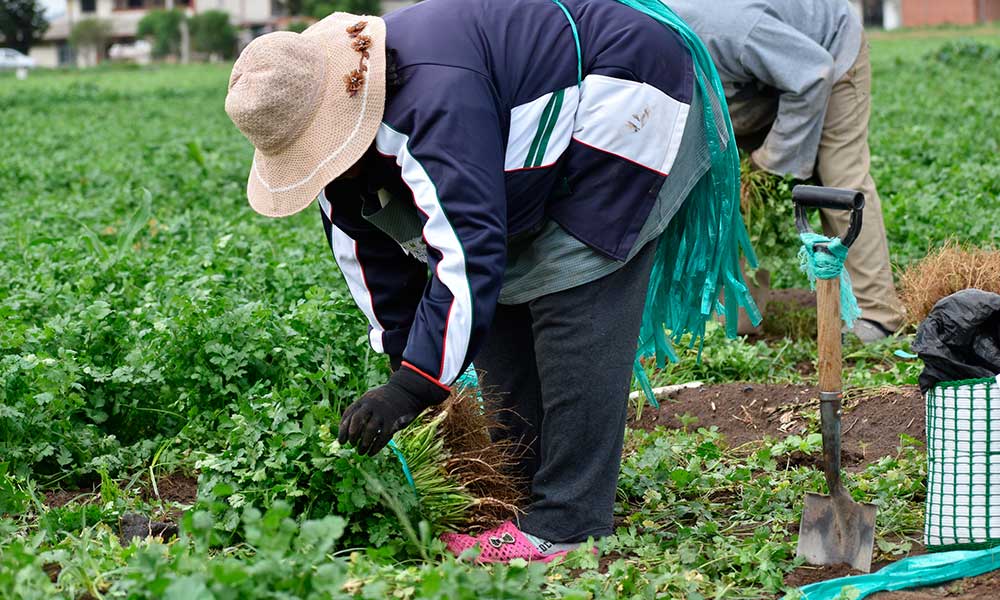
739,14,836,180
339,66,507,454
384,66,508,390
319,184,427,371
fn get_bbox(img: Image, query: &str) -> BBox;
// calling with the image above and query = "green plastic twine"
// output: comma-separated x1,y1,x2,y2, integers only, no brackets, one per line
387,439,416,491
798,232,862,328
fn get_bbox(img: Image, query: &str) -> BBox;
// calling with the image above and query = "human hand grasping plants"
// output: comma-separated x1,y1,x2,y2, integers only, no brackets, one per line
338,367,450,455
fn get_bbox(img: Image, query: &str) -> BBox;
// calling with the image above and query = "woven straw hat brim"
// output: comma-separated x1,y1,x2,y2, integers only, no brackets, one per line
246,14,386,218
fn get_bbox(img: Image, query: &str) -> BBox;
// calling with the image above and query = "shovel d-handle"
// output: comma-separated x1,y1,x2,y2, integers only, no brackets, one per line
792,185,865,248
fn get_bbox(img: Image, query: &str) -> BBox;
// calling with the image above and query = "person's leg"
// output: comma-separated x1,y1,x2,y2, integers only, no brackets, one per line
474,302,544,482
515,241,656,543
815,35,906,334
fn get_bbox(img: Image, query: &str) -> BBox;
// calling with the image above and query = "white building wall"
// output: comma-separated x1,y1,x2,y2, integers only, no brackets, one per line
96,0,115,18
883,0,902,29
29,44,60,68
211,0,273,26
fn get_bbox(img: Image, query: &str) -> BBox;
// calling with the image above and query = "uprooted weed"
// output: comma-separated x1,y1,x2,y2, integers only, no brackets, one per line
899,242,1000,323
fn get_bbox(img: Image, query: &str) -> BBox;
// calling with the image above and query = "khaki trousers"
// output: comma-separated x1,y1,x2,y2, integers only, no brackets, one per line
814,35,906,332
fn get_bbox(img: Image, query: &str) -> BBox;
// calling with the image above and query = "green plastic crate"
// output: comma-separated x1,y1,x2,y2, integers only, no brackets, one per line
925,375,1000,551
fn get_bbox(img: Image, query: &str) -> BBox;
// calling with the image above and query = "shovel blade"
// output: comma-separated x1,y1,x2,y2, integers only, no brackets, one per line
796,492,877,573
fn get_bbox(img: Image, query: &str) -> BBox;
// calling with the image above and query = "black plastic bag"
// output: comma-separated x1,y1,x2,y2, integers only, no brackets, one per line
913,289,1000,394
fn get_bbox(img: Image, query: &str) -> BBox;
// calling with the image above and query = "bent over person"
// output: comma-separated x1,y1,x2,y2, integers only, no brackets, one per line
224,0,751,563
670,0,907,341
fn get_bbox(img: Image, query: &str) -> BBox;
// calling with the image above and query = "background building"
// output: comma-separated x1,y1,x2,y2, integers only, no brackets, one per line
851,0,1000,29
901,0,1000,27
30,0,420,67
31,0,267,67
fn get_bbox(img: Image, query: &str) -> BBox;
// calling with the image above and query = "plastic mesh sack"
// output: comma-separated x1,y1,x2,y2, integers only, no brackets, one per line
925,375,1000,550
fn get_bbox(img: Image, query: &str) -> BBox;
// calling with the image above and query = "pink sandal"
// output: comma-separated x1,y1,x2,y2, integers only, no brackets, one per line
441,520,590,564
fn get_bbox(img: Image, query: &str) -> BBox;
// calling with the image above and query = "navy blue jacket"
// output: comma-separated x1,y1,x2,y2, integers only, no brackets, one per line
321,0,694,389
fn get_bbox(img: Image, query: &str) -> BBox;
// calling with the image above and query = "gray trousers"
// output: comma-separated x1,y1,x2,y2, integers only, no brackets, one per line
475,241,655,543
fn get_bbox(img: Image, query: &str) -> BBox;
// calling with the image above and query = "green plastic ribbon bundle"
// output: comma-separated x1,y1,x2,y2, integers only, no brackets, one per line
611,0,761,405
798,232,862,328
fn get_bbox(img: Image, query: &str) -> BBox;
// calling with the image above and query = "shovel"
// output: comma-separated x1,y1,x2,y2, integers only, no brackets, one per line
792,185,877,573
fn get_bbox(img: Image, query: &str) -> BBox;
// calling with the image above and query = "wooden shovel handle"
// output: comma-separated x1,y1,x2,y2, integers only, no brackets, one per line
817,277,842,394
817,274,844,493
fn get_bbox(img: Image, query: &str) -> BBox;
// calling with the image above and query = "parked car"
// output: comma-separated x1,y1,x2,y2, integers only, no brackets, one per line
0,48,35,70
109,40,152,65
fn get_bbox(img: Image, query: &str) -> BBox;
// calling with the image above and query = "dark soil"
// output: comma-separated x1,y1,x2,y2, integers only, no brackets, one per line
636,383,1000,599
784,561,875,589
43,473,198,546
783,539,924,589
140,473,198,506
872,571,1000,599
44,473,198,509
768,288,817,309
628,382,956,595
630,383,924,467
44,488,99,508
119,513,179,544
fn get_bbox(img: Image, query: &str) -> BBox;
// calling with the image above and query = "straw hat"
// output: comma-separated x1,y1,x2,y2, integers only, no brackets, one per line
225,13,387,218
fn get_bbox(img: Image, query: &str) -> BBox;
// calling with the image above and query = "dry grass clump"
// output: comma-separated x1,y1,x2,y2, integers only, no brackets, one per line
899,242,1000,323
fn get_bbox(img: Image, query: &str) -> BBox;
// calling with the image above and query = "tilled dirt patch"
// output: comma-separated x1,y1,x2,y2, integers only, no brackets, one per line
43,472,199,544
630,383,1000,598
630,382,925,467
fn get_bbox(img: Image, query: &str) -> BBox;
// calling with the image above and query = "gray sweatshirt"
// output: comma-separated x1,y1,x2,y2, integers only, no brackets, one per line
666,0,863,179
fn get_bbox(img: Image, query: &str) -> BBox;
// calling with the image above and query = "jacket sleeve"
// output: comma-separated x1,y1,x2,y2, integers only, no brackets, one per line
739,14,837,180
318,185,428,362
376,66,507,389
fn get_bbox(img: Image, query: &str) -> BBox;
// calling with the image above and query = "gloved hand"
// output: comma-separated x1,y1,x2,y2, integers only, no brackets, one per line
338,365,450,456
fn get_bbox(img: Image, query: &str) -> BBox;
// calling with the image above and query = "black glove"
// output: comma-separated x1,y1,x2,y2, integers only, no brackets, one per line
338,365,450,456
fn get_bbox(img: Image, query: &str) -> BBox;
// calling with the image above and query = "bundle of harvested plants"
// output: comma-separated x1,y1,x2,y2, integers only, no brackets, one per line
739,156,799,284
392,386,525,534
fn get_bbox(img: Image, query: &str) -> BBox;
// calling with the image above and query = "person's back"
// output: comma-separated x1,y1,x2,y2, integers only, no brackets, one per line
382,0,696,259
667,0,907,340
668,0,861,89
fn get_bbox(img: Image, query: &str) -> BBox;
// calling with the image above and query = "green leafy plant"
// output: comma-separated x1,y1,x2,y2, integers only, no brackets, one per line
740,156,802,287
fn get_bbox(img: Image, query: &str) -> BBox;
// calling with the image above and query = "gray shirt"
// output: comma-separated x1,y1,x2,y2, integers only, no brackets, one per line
667,0,863,179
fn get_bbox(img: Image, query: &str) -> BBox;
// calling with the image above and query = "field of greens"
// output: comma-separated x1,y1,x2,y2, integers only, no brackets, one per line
1,29,998,599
